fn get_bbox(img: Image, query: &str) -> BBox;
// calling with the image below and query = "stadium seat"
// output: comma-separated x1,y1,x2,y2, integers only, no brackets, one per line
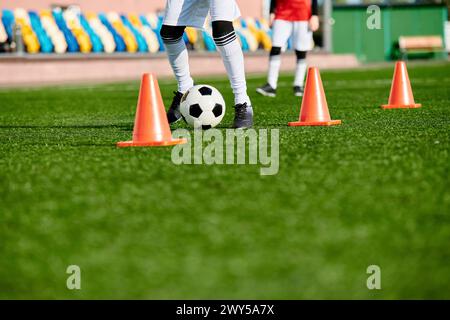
235,19,258,52
143,14,164,52
99,13,126,52
185,27,198,47
121,14,148,53
86,12,115,53
53,9,79,52
107,12,138,53
0,13,9,44
236,30,249,52
40,10,67,54
29,11,53,53
138,15,160,53
145,13,159,30
2,10,14,41
13,8,40,53
202,30,216,52
245,17,272,51
80,13,103,53
63,9,92,53
1,6,275,55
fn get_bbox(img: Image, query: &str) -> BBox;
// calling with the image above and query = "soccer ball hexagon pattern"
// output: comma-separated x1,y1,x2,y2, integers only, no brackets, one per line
180,85,226,129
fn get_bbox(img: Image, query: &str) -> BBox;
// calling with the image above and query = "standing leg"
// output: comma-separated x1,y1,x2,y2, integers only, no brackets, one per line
293,50,307,96
212,21,250,106
293,21,313,96
212,20,253,128
256,19,293,97
267,47,282,90
209,0,253,128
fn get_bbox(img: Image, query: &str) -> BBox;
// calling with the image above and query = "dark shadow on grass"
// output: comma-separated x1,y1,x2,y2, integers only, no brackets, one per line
10,141,117,147
0,124,132,129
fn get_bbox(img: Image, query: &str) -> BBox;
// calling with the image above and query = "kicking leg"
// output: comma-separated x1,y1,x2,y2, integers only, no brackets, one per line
160,24,194,123
160,25,193,93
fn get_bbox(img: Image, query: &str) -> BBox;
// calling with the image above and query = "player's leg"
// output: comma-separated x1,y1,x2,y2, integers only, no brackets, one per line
160,24,192,123
160,25,193,94
161,0,209,124
292,21,313,97
211,21,249,106
210,0,252,128
256,20,293,97
293,50,307,96
256,47,280,97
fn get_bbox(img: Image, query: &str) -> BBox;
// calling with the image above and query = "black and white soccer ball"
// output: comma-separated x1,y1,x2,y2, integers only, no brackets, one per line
180,85,226,129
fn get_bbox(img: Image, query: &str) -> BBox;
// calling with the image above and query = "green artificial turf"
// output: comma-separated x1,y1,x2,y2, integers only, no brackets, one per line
0,62,449,299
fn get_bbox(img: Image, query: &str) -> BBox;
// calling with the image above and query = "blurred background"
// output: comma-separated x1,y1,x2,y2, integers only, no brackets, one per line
0,0,448,86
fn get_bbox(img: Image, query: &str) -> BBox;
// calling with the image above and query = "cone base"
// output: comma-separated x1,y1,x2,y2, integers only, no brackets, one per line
381,104,422,109
117,138,187,148
288,120,342,127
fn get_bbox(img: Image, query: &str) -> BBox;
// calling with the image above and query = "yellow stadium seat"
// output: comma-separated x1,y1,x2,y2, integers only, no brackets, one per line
128,14,159,53
107,12,137,53
259,31,272,51
86,12,115,53
240,29,258,52
63,10,92,53
185,27,198,45
14,12,40,54
40,10,67,53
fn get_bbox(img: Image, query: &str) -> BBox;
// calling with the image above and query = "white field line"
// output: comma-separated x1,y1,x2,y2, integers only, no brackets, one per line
2,77,449,93
277,77,450,89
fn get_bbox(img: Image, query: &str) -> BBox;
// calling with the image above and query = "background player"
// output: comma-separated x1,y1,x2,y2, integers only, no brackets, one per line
257,0,319,97
161,0,253,129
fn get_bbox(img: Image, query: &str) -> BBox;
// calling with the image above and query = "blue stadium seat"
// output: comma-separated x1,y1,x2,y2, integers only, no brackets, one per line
80,14,103,53
98,13,126,52
139,15,163,52
120,15,148,53
52,9,79,52
29,11,53,53
2,9,15,40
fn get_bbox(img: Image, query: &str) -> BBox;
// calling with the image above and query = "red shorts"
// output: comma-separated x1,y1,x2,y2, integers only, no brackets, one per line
274,0,312,22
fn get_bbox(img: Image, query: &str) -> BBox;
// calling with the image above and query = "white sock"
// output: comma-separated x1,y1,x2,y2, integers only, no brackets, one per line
163,38,194,93
215,32,251,106
294,59,307,87
267,55,281,89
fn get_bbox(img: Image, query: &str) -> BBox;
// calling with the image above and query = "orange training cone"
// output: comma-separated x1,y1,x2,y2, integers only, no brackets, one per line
117,73,186,147
381,61,421,109
288,67,341,126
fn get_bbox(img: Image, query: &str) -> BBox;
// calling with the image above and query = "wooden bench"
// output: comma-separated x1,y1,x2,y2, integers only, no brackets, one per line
398,35,445,59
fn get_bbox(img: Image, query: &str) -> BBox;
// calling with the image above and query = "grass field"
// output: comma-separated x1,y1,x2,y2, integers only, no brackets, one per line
1,62,449,299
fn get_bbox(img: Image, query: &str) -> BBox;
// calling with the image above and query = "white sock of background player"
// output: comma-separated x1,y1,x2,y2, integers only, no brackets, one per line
294,50,308,88
267,47,282,89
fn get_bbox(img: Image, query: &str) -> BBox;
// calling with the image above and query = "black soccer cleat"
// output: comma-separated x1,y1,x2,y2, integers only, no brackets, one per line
293,86,304,97
256,83,276,98
167,91,184,124
233,103,253,129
